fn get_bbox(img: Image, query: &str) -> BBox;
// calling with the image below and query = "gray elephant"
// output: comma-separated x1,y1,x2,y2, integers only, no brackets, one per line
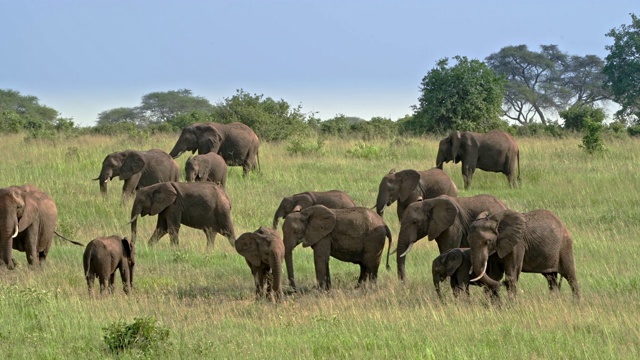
235,226,284,302
185,152,228,187
432,248,503,298
129,182,236,248
83,235,135,295
0,185,58,268
169,122,260,177
272,190,356,229
396,194,507,281
436,130,520,189
375,168,458,222
468,209,580,299
282,205,392,290
94,149,180,197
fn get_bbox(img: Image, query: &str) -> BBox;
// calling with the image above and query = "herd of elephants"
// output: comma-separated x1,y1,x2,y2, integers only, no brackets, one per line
1,122,580,302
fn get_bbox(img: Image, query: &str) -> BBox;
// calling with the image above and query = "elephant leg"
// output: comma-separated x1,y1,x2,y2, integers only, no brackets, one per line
148,227,168,245
252,270,262,298
86,274,95,296
356,264,367,288
204,228,217,249
559,256,580,299
462,165,475,189
99,275,108,295
24,231,39,266
543,272,559,291
109,273,116,294
168,227,181,246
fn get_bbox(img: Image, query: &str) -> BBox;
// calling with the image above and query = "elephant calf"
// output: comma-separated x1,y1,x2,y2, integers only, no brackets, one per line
432,248,503,298
236,227,285,302
83,235,135,296
185,152,228,187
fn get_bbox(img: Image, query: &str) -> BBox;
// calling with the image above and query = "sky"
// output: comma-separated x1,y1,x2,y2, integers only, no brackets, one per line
0,1,636,126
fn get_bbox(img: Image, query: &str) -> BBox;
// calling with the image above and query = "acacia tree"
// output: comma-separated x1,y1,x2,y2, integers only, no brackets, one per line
486,45,609,125
96,107,143,126
0,89,61,132
409,56,506,134
138,89,215,125
603,13,640,122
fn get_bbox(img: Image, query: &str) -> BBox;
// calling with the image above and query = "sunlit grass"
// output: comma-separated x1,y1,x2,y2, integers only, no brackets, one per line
0,133,639,358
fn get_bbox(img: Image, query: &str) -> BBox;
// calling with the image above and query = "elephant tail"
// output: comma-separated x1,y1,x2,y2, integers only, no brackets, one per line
55,230,84,246
517,149,521,186
384,225,392,271
256,148,261,174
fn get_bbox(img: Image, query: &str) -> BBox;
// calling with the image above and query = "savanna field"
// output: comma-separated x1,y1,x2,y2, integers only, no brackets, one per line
1,133,639,359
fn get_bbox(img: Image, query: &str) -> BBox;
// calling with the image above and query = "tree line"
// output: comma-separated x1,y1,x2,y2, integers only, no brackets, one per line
1,14,639,141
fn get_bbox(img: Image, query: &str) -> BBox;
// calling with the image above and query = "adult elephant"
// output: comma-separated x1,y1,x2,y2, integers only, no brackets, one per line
396,194,507,281
272,190,356,229
129,182,236,248
468,209,580,298
94,149,180,197
375,168,458,222
436,130,520,189
169,122,260,177
282,205,392,290
185,153,228,187
0,185,81,268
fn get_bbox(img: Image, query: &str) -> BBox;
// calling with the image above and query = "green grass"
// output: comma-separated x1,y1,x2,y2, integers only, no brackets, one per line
0,133,639,359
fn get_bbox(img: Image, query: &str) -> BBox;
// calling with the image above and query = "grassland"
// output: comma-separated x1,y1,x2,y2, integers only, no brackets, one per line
0,133,639,359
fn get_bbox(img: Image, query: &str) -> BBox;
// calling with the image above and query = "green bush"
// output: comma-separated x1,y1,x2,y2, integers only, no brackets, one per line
347,142,386,159
102,317,170,354
286,136,325,156
581,117,606,154
627,124,640,137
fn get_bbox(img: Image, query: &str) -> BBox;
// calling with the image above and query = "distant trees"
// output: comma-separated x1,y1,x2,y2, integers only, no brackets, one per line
486,45,610,126
408,56,507,134
603,13,640,123
0,89,74,133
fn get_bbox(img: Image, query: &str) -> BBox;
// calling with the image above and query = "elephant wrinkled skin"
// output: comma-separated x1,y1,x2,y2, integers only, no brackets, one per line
282,205,392,290
396,194,507,281
375,168,458,222
83,235,135,295
468,209,580,299
129,182,236,248
169,122,260,177
95,149,180,197
436,130,520,189
236,227,285,302
272,190,356,229
185,152,228,187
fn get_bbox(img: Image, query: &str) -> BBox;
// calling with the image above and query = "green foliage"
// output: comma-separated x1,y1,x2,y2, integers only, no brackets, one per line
286,136,325,156
581,116,606,154
412,56,506,134
139,89,215,125
0,89,73,134
102,317,170,354
560,103,606,131
346,142,390,160
512,122,567,138
628,124,640,136
213,89,308,141
604,13,640,122
96,107,143,126
91,121,141,136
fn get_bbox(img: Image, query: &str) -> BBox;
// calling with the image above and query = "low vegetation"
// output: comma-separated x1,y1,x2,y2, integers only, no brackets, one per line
0,133,639,358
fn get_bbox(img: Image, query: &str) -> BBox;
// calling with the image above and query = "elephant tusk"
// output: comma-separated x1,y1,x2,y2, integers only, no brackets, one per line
399,242,414,258
470,261,487,282
128,215,139,224
11,224,19,238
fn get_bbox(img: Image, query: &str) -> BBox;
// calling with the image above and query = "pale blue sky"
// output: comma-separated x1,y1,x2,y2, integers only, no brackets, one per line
1,1,636,126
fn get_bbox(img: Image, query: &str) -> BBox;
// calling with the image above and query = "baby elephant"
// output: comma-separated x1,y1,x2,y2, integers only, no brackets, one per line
83,235,135,296
432,248,502,298
185,153,228,187
235,227,284,302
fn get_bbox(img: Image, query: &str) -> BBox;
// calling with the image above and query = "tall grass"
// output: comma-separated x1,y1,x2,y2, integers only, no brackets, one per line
0,133,639,358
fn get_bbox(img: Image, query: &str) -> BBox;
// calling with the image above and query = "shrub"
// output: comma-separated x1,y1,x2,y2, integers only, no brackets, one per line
581,117,606,154
102,317,170,354
286,136,325,156
627,124,640,137
346,142,385,159
560,103,605,131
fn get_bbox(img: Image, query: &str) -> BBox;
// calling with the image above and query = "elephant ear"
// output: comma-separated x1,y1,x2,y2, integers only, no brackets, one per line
450,131,462,163
494,210,526,258
198,127,223,154
121,237,133,258
444,249,464,277
197,158,210,179
398,169,421,202
236,233,262,267
120,152,146,180
303,205,336,247
426,197,458,240
149,183,177,215
17,194,37,232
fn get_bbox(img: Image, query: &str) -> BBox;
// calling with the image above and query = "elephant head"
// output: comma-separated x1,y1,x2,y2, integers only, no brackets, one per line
431,249,464,298
94,151,147,195
169,124,223,158
0,187,37,268
282,205,336,248
185,156,209,182
436,131,463,168
129,183,177,243
375,169,422,216
272,193,314,229
468,210,525,287
396,196,458,281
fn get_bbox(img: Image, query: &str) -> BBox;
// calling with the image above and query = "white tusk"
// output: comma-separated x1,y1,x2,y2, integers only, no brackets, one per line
470,261,487,282
11,224,19,238
399,242,414,258
128,215,139,224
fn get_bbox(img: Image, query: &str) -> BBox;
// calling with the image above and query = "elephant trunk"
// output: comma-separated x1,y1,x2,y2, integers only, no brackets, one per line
129,205,141,244
434,278,442,298
0,216,18,269
97,168,113,195
270,253,283,302
375,187,390,217
272,206,286,229
396,225,418,281
435,151,445,169
284,249,296,290
169,134,190,158
471,250,501,290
